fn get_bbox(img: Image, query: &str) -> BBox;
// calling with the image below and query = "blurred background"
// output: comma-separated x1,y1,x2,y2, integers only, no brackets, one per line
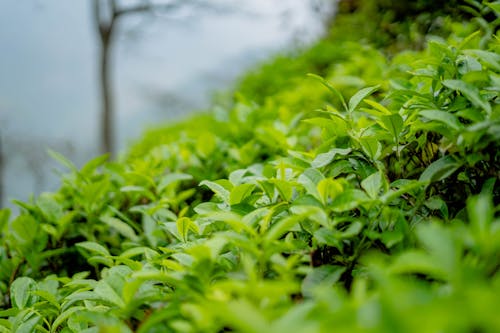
0,0,335,209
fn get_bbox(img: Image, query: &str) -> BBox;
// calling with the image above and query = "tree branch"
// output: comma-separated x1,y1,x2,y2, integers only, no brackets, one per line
114,1,184,18
113,0,240,19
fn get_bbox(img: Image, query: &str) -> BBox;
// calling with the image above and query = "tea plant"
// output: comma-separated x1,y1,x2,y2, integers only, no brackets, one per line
0,1,499,332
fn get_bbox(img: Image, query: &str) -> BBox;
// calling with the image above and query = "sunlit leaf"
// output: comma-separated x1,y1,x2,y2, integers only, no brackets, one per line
76,241,110,257
200,180,231,204
312,148,352,168
229,183,256,205
348,85,379,113
10,277,38,309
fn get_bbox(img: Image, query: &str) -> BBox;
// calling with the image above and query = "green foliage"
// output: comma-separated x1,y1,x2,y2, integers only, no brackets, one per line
1,2,500,332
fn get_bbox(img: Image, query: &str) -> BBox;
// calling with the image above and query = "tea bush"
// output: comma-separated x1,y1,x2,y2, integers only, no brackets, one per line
1,1,499,332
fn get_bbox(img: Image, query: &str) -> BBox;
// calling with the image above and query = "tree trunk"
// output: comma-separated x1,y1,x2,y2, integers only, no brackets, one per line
94,0,116,158
100,35,114,157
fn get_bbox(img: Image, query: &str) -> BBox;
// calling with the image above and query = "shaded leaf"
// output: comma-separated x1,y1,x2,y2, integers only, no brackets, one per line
302,265,346,298
380,114,404,140
442,79,491,115
419,110,463,131
419,155,462,183
101,216,139,242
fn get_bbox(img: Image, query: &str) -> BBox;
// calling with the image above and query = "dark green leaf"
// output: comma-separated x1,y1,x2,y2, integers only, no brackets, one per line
301,265,346,298
419,155,462,183
442,79,491,115
100,216,139,242
419,110,463,131
380,114,404,140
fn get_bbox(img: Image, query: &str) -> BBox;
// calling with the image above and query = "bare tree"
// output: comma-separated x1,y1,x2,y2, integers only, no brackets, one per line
92,0,236,157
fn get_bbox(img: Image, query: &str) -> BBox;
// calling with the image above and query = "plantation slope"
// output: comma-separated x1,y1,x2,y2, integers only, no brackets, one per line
1,1,500,332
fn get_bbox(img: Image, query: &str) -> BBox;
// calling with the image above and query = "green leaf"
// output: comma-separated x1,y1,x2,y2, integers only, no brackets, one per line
37,193,63,223
217,299,270,333
359,137,382,160
464,49,500,72
100,216,139,242
298,168,325,199
390,250,446,278
269,179,294,202
76,241,110,257
381,180,425,203
51,306,85,333
348,85,379,113
32,290,60,310
467,194,493,239
308,73,348,111
80,153,109,175
312,148,352,168
176,217,198,242
419,155,462,183
487,2,500,13
265,215,301,242
93,280,126,308
330,190,370,212
290,205,329,228
0,320,11,333
11,277,38,309
314,228,339,246
200,180,231,204
341,221,363,238
419,110,463,131
301,265,346,298
16,313,41,333
416,223,457,278
0,209,10,232
380,114,404,140
317,178,344,204
361,171,384,199
363,99,392,115
456,54,482,74
47,149,78,173
157,173,193,193
442,79,491,115
196,132,217,158
8,215,42,254
229,183,256,205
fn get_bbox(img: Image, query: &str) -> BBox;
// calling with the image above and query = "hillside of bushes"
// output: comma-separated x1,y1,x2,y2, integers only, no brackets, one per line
1,1,500,332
